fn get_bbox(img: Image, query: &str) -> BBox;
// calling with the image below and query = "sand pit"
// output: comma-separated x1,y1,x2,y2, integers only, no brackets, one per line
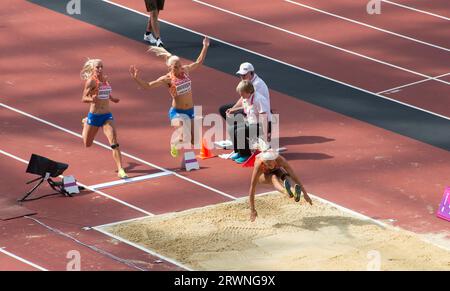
103,193,450,270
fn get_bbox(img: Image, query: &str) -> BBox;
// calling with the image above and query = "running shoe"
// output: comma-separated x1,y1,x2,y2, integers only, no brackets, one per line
156,38,164,47
170,144,178,158
235,155,250,164
284,179,294,198
230,152,240,160
294,184,302,202
118,168,128,179
296,184,313,205
144,33,157,44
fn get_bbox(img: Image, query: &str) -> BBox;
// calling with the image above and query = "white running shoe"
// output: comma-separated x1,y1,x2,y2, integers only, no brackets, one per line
156,38,164,47
144,33,157,44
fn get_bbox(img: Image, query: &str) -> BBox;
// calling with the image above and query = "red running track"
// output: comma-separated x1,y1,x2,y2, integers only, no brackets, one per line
111,0,450,117
0,0,449,270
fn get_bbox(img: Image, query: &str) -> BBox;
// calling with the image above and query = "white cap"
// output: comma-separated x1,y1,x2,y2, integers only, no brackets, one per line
257,149,278,161
236,62,255,75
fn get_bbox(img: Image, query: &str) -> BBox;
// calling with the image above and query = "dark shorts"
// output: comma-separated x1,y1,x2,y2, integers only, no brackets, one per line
145,0,165,11
265,167,289,181
87,112,113,127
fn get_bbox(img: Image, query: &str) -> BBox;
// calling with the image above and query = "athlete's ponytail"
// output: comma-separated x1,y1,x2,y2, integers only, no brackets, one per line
148,46,180,67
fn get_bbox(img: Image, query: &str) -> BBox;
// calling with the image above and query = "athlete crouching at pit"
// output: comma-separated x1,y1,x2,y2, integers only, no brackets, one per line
80,59,128,179
248,141,312,221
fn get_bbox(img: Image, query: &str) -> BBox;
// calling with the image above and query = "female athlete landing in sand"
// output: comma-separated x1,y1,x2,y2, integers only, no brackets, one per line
80,59,128,179
249,142,313,221
129,37,210,157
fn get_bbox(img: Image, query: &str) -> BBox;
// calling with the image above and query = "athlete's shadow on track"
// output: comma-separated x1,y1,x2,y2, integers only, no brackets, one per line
123,162,162,174
279,136,335,145
122,163,210,174
282,152,333,160
277,135,335,160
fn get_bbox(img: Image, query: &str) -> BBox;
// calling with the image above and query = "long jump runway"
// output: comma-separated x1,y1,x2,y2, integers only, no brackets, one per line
0,0,449,270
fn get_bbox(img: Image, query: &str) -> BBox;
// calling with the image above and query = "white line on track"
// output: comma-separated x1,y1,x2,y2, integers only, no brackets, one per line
381,0,450,21
0,102,237,201
0,149,153,216
192,0,450,85
0,247,48,271
2,1,449,270
377,72,450,94
87,171,172,190
284,0,449,52
102,0,450,121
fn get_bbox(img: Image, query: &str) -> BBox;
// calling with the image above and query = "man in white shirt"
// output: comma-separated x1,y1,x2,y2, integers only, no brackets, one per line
219,62,272,140
227,80,270,163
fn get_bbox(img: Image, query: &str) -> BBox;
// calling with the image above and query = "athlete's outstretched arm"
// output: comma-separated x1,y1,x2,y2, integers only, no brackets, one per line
185,37,210,72
248,160,263,222
130,65,169,89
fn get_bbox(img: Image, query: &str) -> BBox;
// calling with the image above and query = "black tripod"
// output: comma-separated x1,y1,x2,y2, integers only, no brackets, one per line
18,173,74,202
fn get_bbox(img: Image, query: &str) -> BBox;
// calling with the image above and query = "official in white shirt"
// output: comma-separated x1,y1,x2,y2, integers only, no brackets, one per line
219,62,273,139
227,80,270,163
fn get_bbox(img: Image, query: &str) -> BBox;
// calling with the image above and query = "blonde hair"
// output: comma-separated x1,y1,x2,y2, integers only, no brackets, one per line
148,46,180,67
253,139,278,161
252,138,271,152
236,80,255,94
80,58,102,80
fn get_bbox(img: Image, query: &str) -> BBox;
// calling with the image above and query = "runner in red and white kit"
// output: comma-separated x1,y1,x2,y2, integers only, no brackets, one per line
80,59,128,179
129,37,210,157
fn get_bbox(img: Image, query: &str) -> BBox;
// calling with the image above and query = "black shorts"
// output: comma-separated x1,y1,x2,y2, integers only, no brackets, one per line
145,0,165,11
265,167,289,181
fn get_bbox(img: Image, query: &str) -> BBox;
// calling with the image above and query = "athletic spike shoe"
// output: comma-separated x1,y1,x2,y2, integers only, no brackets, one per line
296,184,313,205
230,152,240,160
144,33,157,44
156,38,164,47
170,144,178,158
293,184,302,202
118,168,128,179
235,155,250,164
284,179,294,198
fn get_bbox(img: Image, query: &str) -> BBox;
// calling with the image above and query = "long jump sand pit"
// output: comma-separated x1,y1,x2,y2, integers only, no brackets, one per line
103,193,450,270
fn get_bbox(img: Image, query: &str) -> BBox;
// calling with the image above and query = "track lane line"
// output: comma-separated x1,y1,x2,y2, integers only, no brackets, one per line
0,149,153,216
101,0,450,121
192,0,450,85
284,0,449,51
377,72,450,94
0,149,194,270
0,247,48,271
381,0,450,21
87,171,173,190
0,102,237,201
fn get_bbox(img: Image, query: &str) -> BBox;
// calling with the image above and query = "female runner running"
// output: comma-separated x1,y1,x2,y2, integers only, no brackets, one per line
129,37,210,157
81,59,128,179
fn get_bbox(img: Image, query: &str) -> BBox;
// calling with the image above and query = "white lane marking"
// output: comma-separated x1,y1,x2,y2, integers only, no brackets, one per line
284,0,449,51
381,0,450,21
192,0,450,85
0,149,153,216
102,0,450,121
87,171,173,190
377,72,450,94
0,247,48,271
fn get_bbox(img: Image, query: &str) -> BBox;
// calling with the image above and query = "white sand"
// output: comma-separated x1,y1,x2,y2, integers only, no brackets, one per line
105,193,450,270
